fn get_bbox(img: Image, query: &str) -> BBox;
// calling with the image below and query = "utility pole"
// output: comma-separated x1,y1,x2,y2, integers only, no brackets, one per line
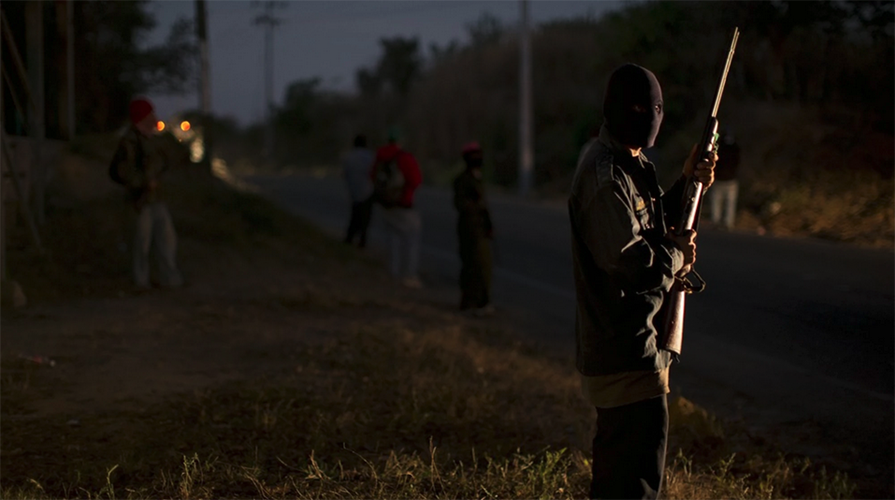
253,1,283,164
66,0,75,139
518,0,534,197
25,1,46,224
196,0,212,170
196,0,211,115
1,44,5,283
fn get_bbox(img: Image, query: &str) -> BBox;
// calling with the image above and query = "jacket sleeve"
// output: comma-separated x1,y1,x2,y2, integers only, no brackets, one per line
660,175,687,230
575,173,683,294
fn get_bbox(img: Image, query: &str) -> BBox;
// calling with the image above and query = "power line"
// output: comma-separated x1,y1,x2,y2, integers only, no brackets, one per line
196,0,211,115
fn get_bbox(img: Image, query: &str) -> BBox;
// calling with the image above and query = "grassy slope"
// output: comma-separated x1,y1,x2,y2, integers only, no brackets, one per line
707,102,893,248
1,147,862,499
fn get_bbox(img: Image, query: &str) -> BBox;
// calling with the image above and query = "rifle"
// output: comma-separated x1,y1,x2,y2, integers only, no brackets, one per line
660,27,740,357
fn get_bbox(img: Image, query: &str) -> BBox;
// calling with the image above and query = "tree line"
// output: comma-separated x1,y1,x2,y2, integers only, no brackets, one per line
41,1,894,188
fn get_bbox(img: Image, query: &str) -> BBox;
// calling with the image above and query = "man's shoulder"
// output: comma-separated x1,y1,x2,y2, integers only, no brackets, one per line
594,147,621,188
376,144,399,157
112,127,142,159
575,140,624,189
346,148,373,163
397,149,419,169
117,126,138,144
452,171,465,189
395,147,414,159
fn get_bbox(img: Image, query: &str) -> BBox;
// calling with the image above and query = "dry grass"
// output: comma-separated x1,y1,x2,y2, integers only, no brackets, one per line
1,323,857,499
728,101,894,248
1,146,862,499
740,164,893,247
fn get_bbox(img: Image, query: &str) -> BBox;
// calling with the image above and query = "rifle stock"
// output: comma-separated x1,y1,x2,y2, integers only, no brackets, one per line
659,28,739,357
662,288,686,355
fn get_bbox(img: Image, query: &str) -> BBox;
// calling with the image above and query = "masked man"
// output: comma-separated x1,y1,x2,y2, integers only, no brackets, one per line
568,64,715,499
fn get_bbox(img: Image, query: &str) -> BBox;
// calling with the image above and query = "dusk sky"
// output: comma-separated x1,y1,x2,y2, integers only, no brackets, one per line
144,1,625,126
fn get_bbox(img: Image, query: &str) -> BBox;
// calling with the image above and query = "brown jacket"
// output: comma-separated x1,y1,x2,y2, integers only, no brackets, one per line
568,126,686,376
111,126,171,207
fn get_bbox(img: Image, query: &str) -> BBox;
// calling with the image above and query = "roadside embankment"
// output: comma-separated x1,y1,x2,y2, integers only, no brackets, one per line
0,146,861,499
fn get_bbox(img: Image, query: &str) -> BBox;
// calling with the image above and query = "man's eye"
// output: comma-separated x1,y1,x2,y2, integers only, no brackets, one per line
655,104,663,113
632,104,647,113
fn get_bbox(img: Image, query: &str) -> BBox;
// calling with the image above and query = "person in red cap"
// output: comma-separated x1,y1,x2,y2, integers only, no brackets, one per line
109,97,183,290
452,141,494,315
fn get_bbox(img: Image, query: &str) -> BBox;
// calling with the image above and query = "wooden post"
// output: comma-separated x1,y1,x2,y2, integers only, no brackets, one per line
0,18,6,283
25,1,46,225
66,0,75,138
1,184,5,282
518,0,534,197
1,60,5,282
54,0,75,140
0,8,44,255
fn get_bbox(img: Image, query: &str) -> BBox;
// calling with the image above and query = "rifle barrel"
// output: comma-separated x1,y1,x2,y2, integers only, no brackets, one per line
711,27,740,118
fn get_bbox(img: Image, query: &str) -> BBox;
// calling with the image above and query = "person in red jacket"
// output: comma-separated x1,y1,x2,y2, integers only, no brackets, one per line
370,128,423,288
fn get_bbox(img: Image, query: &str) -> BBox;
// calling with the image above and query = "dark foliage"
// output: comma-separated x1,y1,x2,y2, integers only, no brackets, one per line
72,0,196,133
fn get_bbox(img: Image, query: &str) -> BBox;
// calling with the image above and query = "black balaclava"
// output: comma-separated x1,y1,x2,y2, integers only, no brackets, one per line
603,64,664,149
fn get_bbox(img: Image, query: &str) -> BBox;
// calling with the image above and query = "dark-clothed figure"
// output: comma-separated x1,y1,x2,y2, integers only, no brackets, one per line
111,97,183,290
371,130,423,288
342,134,375,247
452,142,494,314
568,64,715,499
708,130,741,230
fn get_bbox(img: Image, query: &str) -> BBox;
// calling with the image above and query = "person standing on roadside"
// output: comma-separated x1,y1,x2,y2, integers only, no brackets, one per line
109,97,184,291
452,141,494,315
342,134,375,248
371,128,423,288
708,130,740,230
568,63,716,499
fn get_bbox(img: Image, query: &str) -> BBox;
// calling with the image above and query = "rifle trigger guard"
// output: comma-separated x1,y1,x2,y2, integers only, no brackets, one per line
681,269,706,294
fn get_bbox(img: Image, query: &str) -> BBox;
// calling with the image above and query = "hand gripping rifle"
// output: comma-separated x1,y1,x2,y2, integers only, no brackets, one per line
659,27,740,357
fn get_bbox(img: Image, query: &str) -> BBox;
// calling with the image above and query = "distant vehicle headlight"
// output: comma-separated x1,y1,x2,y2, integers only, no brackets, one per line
181,121,191,132
157,121,165,132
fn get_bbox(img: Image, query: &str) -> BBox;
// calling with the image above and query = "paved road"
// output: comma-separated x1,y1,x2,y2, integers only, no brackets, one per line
251,173,894,471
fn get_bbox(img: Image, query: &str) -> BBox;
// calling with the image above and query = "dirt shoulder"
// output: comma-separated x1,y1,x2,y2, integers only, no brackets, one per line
1,152,884,498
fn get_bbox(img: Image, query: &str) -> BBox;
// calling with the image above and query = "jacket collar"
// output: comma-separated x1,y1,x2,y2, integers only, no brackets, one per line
598,124,663,200
597,124,649,165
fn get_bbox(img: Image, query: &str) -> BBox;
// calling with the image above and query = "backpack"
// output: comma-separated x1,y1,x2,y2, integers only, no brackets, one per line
373,154,405,208
109,133,143,185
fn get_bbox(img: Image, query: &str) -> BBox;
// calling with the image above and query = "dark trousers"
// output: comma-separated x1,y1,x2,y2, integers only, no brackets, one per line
458,230,492,309
344,196,373,247
591,394,668,500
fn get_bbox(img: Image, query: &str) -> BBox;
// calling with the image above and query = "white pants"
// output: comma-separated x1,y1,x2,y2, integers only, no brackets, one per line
133,201,183,288
381,207,421,279
709,180,738,230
